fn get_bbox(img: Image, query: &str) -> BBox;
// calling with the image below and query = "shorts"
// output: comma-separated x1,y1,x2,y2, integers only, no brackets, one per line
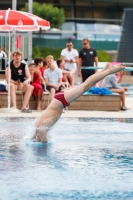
46,85,64,93
6,83,24,92
81,69,95,82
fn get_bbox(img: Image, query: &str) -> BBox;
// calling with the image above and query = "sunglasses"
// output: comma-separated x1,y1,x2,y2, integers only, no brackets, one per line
82,43,87,45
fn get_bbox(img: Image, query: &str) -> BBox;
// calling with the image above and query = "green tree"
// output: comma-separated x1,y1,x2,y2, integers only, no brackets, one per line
21,2,65,29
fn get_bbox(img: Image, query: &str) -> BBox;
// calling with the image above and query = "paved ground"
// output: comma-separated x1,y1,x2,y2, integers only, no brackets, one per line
0,96,132,118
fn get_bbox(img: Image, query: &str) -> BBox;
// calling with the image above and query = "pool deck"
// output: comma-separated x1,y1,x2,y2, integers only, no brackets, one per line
0,96,132,118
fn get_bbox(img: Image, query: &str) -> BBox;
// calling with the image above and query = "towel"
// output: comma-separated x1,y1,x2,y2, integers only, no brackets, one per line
85,86,112,95
0,80,6,85
0,84,7,91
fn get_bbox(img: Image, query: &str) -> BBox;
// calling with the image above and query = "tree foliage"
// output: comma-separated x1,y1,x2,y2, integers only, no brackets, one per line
21,1,65,29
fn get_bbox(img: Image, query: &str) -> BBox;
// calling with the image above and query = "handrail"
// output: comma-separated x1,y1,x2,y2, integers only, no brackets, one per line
81,66,133,71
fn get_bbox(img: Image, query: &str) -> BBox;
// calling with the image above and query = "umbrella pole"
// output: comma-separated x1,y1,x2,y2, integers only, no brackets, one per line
7,30,11,109
0,30,18,113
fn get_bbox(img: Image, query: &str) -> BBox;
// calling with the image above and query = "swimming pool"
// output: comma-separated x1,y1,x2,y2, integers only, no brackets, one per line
0,117,133,200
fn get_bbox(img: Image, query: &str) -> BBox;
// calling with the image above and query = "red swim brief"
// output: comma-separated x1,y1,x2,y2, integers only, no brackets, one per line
54,91,70,108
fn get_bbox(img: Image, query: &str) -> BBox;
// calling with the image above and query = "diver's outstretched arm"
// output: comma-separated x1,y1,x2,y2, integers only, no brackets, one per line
32,129,47,142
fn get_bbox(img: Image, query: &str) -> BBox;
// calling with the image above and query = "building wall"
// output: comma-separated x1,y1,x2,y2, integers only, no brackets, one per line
1,0,133,21
1,0,133,43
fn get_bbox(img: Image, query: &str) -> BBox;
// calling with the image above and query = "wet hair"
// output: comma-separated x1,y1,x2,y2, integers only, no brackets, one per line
12,50,22,57
34,57,44,66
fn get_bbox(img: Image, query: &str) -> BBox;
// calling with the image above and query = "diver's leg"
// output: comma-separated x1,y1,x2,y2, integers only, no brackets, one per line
64,63,125,103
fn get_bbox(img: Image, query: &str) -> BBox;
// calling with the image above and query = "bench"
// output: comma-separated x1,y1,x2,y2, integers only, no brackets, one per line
0,92,50,110
0,92,120,111
68,94,121,111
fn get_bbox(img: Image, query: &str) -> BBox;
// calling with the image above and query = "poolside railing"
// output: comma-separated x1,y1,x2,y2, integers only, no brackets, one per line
81,66,133,72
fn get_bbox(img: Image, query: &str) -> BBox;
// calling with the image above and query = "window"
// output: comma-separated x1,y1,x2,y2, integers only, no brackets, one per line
76,23,95,40
93,3,118,19
61,22,76,39
76,6,93,18
62,6,73,18
75,0,92,6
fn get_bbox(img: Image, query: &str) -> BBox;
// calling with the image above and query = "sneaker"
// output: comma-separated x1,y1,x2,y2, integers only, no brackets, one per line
21,108,32,113
21,109,27,113
120,107,126,111
26,108,32,113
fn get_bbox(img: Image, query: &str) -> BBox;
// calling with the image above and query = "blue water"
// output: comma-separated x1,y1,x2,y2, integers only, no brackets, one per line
0,117,133,200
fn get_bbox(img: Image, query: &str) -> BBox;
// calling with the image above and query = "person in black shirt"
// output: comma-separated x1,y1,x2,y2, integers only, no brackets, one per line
5,50,34,112
78,38,98,82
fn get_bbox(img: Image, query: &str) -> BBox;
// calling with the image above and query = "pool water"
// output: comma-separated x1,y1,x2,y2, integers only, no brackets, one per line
0,117,133,200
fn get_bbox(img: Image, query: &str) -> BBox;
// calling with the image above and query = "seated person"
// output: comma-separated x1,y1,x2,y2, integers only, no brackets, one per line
56,59,74,87
44,55,65,103
32,63,126,142
116,70,123,83
29,63,44,110
97,64,124,87
5,50,34,112
34,57,47,91
42,60,48,71
102,70,129,110
115,71,129,93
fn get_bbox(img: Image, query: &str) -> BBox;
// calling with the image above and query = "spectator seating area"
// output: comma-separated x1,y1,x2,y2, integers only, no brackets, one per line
0,65,132,112
0,91,121,111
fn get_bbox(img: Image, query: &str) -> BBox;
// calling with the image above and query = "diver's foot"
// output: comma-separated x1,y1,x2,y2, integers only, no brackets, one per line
103,63,110,71
109,63,125,73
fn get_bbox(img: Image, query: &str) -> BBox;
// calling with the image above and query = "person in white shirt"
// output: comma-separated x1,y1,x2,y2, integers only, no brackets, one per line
44,55,65,102
60,42,79,81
